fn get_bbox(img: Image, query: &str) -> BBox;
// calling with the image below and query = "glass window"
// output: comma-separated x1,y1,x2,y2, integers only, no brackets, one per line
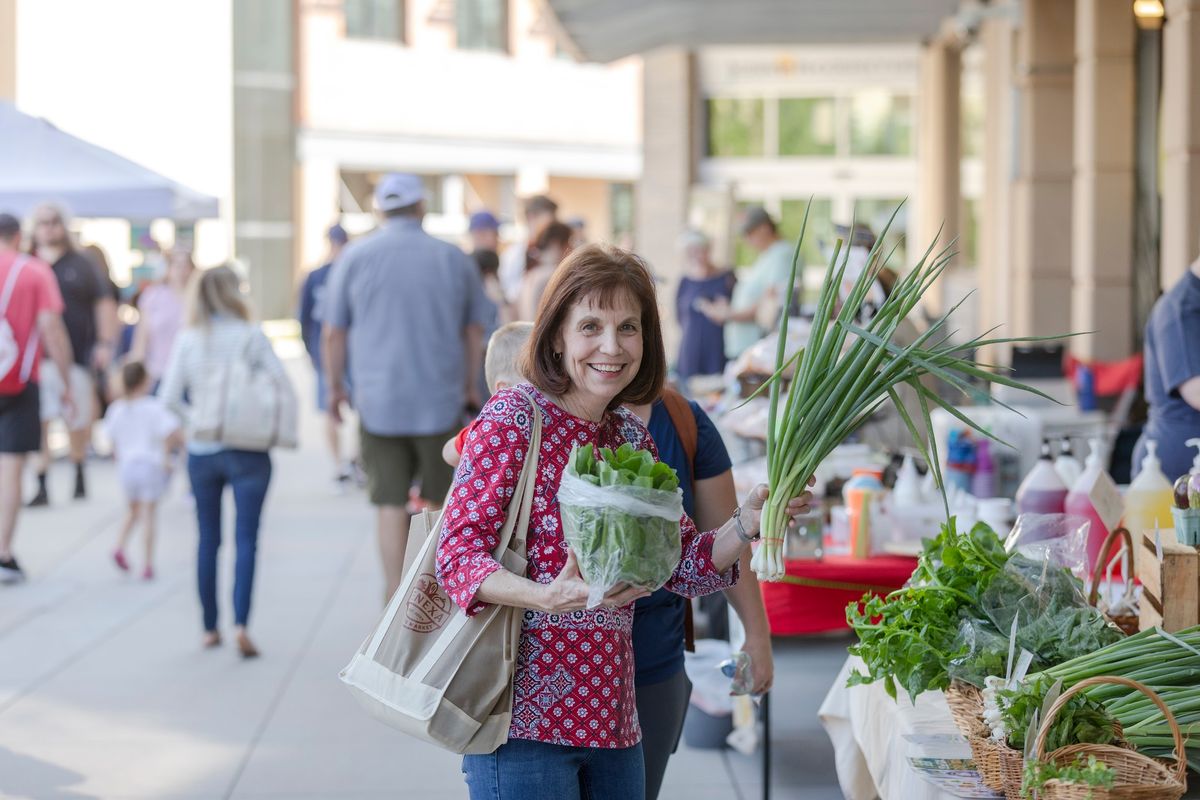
610,183,634,239
707,98,765,158
456,0,507,52
778,98,837,157
779,198,835,267
961,79,985,158
850,198,908,269
849,91,913,156
961,196,980,268
344,0,404,42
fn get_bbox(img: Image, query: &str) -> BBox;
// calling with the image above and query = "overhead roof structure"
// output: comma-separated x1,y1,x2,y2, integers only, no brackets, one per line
0,101,219,221
543,0,964,63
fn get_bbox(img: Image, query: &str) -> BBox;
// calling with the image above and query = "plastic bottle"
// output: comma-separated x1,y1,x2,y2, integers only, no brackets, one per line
891,454,922,508
1016,439,1068,516
1123,440,1175,540
972,439,997,499
1054,437,1083,489
843,468,884,559
1077,364,1097,412
1065,438,1121,574
946,430,976,493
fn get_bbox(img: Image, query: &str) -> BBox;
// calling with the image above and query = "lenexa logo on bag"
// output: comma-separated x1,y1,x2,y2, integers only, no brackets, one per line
403,574,452,633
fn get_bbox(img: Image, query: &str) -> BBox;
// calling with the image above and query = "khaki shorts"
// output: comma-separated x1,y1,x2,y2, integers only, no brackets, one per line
38,362,94,431
359,425,456,508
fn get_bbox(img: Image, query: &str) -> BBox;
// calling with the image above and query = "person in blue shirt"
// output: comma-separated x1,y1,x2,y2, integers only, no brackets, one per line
626,392,773,800
1133,256,1200,481
298,223,351,489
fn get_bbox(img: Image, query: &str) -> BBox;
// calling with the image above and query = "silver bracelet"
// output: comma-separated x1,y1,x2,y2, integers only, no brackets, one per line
733,506,759,543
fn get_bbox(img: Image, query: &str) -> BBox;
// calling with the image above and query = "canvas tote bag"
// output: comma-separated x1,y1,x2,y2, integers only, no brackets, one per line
340,390,540,754
191,328,298,452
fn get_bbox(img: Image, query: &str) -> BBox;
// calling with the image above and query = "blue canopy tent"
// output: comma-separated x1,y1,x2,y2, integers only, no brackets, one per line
0,101,219,221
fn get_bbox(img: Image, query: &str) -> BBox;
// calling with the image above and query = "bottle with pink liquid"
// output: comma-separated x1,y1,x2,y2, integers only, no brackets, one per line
1065,439,1122,575
1015,439,1068,515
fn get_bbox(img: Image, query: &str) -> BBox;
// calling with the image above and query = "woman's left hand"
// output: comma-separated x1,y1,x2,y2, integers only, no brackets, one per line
742,633,774,695
738,479,816,540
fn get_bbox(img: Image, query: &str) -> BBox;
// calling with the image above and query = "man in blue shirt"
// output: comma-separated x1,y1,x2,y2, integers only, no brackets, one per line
323,174,487,600
1133,256,1200,481
298,223,350,489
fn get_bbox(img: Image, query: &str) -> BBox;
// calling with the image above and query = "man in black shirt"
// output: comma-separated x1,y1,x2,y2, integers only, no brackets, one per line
27,205,116,504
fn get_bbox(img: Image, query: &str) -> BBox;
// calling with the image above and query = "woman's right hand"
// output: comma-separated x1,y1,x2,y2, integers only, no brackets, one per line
538,550,651,613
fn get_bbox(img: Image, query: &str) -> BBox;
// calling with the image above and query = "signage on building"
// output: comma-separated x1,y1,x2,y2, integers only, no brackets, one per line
699,45,920,94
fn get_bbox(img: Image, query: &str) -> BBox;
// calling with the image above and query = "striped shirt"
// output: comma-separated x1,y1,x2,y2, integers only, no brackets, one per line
158,317,290,455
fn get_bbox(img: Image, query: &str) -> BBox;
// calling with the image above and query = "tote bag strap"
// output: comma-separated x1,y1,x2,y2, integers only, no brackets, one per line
490,388,541,560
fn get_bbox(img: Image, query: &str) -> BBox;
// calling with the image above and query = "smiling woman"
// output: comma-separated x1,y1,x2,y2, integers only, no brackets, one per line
434,243,816,800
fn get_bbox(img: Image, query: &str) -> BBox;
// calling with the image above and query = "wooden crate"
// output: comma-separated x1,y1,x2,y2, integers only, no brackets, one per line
1137,528,1200,632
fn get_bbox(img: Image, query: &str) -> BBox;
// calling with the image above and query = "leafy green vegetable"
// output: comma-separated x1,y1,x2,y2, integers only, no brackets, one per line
559,443,684,600
1023,755,1116,799
847,520,1010,700
999,676,1118,753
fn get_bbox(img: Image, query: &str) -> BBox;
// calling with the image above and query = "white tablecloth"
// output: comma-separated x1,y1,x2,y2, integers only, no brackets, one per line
819,656,991,800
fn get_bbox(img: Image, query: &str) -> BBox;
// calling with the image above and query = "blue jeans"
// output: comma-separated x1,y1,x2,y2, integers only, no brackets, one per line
462,738,644,800
187,449,272,631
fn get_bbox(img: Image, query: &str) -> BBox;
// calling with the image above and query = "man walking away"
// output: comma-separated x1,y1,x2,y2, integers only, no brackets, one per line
323,174,487,600
0,214,74,582
299,223,352,490
27,204,116,505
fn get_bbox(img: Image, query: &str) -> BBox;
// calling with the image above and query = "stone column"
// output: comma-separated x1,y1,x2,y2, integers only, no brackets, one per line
979,16,1017,364
1161,0,1200,287
0,0,14,101
636,48,696,354
916,29,962,314
1011,0,1076,340
1072,0,1136,360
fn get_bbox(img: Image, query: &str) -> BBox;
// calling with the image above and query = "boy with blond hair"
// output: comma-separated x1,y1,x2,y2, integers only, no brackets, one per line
442,321,532,467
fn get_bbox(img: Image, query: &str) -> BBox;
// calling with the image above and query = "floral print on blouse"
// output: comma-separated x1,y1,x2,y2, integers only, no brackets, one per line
435,384,737,749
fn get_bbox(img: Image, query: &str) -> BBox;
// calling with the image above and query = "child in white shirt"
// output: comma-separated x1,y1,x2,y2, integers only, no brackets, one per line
102,361,182,579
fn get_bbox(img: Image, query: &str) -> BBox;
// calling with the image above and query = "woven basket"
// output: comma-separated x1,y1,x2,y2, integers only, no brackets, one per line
1088,527,1139,636
998,713,1128,799
947,680,987,738
969,734,1007,791
1029,676,1186,800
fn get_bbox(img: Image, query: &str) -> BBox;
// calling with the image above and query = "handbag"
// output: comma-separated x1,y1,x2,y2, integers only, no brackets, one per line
340,389,540,754
191,327,298,451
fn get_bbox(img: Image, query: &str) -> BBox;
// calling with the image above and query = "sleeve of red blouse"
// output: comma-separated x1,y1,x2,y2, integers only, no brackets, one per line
615,408,739,599
435,389,531,615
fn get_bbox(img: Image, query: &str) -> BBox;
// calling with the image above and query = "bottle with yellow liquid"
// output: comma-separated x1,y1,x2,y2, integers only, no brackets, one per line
1123,440,1174,564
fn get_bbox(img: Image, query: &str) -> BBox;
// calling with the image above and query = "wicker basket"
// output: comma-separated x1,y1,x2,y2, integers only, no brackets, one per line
969,733,1007,791
1029,676,1186,800
947,680,987,738
1088,527,1140,636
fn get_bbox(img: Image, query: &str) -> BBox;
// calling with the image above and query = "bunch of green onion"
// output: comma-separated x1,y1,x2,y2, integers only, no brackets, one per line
753,204,1060,581
1038,626,1200,771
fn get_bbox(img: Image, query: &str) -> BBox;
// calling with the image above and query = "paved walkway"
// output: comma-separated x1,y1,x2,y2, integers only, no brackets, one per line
0,357,846,800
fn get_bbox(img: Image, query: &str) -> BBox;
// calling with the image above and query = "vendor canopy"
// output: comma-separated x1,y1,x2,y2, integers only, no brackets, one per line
544,0,963,63
0,101,219,221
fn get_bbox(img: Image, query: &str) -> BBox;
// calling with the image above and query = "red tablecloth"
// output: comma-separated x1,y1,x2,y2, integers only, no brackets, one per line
760,555,918,636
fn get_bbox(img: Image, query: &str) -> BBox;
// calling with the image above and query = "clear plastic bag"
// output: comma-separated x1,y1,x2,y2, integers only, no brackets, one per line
558,469,685,609
1003,513,1091,578
947,617,1026,689
980,549,1122,666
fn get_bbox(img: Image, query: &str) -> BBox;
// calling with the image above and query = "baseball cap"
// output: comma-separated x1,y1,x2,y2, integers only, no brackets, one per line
739,206,776,237
374,173,425,212
327,223,349,245
468,210,500,232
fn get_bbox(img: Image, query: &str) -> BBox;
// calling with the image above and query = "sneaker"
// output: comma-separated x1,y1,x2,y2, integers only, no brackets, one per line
142,566,154,581
113,551,130,572
335,469,353,494
0,556,25,584
26,487,48,508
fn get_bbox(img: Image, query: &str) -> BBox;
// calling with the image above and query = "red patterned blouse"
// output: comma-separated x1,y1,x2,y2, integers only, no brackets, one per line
435,385,738,749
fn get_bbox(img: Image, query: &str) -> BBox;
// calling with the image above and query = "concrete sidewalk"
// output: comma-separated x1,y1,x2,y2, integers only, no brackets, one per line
0,358,846,800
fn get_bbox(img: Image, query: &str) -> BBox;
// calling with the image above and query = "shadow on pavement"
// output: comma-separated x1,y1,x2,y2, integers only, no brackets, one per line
0,746,100,800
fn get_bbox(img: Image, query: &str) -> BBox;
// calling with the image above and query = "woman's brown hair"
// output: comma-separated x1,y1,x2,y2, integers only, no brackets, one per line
521,243,666,409
525,221,574,272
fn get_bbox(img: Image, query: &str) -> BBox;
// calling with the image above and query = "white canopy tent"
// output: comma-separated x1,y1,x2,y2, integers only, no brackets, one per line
0,101,219,222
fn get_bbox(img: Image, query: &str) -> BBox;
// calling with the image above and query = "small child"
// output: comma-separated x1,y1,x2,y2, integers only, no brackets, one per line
443,321,533,468
102,361,183,580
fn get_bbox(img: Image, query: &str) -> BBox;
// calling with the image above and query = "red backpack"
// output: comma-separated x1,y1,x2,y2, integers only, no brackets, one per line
0,256,37,395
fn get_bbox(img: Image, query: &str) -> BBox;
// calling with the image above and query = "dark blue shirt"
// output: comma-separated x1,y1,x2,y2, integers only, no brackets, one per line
298,262,333,370
1135,271,1200,481
632,398,733,686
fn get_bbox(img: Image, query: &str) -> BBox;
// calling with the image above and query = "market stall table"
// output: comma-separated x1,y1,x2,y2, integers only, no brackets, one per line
760,555,919,635
819,655,1000,800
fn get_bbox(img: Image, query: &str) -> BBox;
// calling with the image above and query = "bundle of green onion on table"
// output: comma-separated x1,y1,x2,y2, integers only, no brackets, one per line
558,443,685,608
753,203,1065,581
